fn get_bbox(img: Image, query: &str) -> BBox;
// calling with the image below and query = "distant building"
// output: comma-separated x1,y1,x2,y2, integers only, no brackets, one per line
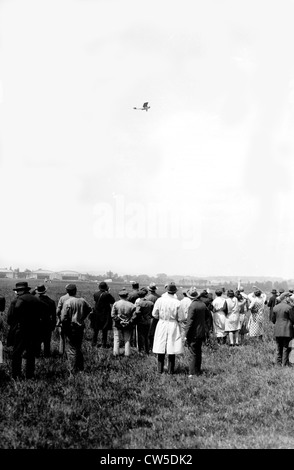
51,270,87,281
26,269,54,280
0,268,15,279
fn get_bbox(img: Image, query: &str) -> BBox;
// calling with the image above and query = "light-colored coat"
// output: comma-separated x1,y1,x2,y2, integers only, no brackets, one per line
152,294,183,355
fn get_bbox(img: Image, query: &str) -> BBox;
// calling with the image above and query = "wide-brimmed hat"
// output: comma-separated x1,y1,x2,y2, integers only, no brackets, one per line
271,289,277,294
186,287,198,299
167,282,177,294
279,292,291,302
148,282,157,292
119,288,129,297
36,284,47,295
13,281,31,292
99,281,108,290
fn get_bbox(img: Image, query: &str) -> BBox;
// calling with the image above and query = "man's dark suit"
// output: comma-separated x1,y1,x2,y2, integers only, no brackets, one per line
272,300,294,366
185,299,211,375
7,292,44,379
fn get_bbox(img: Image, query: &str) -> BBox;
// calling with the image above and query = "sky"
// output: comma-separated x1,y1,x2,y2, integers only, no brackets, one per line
1,0,294,279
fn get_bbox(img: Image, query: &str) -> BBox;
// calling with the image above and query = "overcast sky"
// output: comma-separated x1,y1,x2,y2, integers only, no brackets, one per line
1,0,294,278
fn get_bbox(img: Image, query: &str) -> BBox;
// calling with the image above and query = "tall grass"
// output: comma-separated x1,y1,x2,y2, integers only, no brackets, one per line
1,279,294,449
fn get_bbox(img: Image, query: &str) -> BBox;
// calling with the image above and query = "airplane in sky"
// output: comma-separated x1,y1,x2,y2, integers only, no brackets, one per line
133,102,150,112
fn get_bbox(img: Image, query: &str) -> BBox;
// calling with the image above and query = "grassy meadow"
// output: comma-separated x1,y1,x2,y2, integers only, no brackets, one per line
1,278,294,449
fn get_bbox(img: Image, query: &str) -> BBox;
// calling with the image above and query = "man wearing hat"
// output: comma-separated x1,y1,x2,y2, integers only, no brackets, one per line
268,289,278,322
127,282,140,304
179,288,198,343
152,282,184,374
35,284,56,357
90,281,115,348
145,283,160,304
127,282,140,347
271,292,294,366
185,289,212,377
145,283,161,351
7,281,44,379
111,288,136,357
60,284,92,375
0,294,5,365
134,288,154,354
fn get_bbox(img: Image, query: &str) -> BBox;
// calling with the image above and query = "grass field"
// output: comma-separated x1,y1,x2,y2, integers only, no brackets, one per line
1,278,294,449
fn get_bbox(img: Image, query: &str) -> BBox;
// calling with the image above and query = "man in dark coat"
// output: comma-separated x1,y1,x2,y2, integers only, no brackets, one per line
268,289,278,322
185,290,212,377
7,281,44,379
127,282,140,347
0,295,6,313
145,283,161,351
35,284,56,357
0,295,5,364
271,292,294,366
135,288,154,354
90,281,115,347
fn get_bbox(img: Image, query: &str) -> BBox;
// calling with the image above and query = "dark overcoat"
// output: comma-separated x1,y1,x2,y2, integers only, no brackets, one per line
91,290,115,330
185,299,212,341
272,301,294,337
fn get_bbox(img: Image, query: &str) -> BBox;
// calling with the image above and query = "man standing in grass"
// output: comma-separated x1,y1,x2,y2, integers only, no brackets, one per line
7,281,44,380
127,281,140,348
35,284,56,358
152,282,183,374
0,294,5,365
145,283,161,352
56,286,71,356
60,284,92,375
111,288,136,357
90,281,115,348
134,287,154,355
271,292,294,367
268,289,278,322
185,289,212,377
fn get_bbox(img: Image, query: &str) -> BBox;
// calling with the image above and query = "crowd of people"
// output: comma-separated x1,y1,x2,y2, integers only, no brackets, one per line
1,279,294,380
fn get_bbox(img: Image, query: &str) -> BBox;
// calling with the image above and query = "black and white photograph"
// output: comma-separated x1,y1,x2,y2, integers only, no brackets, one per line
1,0,294,453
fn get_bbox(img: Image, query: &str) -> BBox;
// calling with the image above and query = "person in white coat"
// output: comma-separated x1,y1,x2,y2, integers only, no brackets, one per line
152,282,184,374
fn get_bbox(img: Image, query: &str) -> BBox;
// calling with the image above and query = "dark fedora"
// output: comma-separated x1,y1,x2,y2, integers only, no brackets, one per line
167,282,177,294
13,281,31,292
99,281,109,290
36,284,47,295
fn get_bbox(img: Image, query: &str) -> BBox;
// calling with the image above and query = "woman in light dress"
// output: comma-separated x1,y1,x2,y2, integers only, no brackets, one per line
212,289,228,344
224,290,245,346
247,289,266,340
